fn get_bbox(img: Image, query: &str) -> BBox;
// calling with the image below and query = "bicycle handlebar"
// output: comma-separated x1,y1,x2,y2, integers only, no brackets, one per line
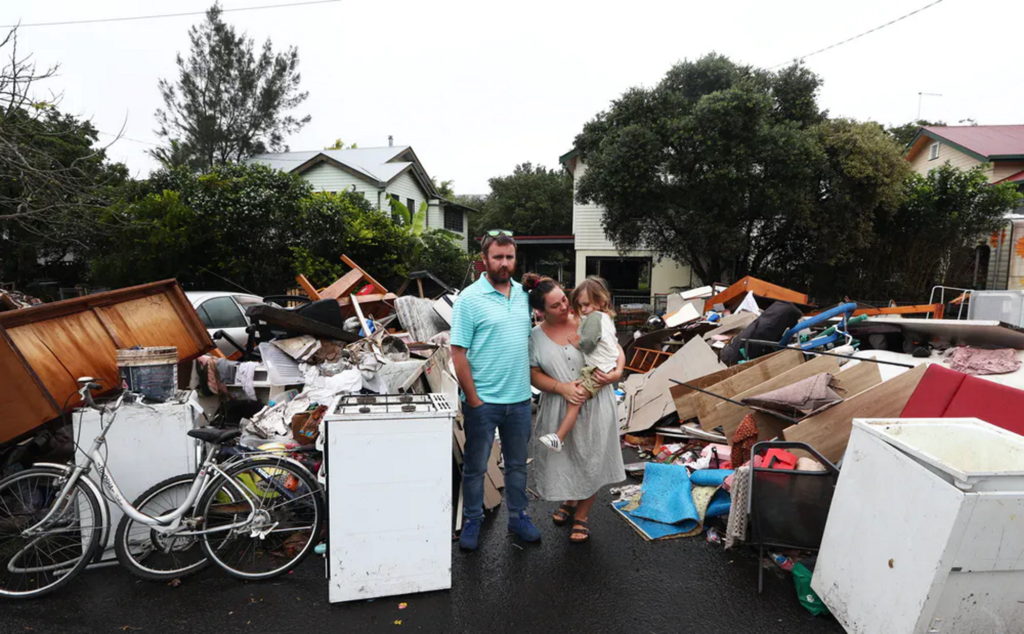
76,380,129,414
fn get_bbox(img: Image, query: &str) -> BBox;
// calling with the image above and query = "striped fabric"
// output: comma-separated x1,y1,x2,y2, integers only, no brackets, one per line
450,275,532,404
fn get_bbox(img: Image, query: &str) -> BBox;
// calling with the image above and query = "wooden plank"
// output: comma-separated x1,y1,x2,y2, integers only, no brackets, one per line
91,307,125,349
739,360,883,445
340,254,390,294
8,311,129,411
782,363,928,463
693,349,805,430
0,329,61,443
832,359,883,398
669,349,790,422
709,354,841,439
97,294,211,360
850,304,944,319
703,275,809,312
295,274,322,301
337,293,397,319
319,269,364,300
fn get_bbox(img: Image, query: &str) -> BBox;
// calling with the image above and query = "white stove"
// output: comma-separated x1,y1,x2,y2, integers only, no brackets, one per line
320,393,455,603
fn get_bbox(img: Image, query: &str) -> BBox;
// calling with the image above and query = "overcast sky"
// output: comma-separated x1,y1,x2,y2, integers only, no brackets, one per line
5,0,1022,194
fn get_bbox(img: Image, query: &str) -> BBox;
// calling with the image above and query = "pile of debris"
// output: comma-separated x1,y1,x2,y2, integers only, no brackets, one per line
0,288,43,312
612,275,1024,618
0,256,504,516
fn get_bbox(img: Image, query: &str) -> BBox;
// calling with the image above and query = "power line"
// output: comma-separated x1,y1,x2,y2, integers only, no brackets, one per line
96,130,160,147
1,0,342,29
772,0,946,69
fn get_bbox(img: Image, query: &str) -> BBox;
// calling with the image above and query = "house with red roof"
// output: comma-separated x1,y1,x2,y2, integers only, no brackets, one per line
906,125,1024,185
906,125,1024,290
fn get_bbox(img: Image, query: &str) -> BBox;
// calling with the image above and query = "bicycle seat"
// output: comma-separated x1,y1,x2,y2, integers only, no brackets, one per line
187,428,242,444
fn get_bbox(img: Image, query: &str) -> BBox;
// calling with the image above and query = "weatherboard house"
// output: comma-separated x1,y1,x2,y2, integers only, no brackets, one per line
559,149,695,306
250,145,472,251
906,125,1024,290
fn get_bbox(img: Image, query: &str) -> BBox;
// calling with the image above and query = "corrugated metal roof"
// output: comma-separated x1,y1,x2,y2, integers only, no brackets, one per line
924,125,1024,158
249,146,413,183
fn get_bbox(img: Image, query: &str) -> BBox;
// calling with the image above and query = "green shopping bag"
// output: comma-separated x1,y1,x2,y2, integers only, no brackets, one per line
792,563,830,616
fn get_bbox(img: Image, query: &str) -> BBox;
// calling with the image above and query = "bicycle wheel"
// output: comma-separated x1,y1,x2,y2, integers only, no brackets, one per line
197,456,324,580
114,474,209,581
0,467,103,599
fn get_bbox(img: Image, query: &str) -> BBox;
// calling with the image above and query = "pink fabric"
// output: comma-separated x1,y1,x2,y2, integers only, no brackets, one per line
945,346,1022,375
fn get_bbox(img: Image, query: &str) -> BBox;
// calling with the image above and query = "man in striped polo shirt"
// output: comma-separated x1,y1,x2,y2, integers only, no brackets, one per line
451,232,539,551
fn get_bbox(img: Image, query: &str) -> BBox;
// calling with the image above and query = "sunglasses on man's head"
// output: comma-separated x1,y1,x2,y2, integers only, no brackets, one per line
486,229,514,237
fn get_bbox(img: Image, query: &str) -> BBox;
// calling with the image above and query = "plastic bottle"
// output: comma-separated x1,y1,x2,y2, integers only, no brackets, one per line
771,552,795,571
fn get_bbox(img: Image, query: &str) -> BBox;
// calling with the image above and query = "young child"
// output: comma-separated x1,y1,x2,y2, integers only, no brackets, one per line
539,277,621,452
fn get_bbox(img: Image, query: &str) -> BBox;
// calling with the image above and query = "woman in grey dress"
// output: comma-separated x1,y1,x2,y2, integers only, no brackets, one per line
523,274,626,543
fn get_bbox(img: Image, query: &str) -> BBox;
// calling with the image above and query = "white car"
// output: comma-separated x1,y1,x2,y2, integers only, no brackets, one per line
186,291,265,357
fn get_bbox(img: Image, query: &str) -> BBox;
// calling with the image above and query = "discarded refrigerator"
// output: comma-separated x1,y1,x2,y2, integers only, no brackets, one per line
813,418,1024,633
321,393,455,603
74,393,203,560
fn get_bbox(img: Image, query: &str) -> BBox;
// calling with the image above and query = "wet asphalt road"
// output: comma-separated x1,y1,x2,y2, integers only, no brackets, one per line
2,450,841,634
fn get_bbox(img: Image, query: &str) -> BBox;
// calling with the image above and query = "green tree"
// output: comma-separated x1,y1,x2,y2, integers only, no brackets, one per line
325,138,357,150
151,4,310,170
874,164,1021,299
93,163,314,293
0,28,128,290
779,119,911,299
468,163,572,241
575,54,827,285
885,119,945,148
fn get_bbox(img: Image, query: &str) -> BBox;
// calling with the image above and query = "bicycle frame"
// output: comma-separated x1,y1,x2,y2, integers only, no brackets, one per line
22,392,259,540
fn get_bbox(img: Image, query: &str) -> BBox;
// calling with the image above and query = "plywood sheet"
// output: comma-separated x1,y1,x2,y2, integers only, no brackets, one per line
0,330,61,442
621,337,725,434
693,349,805,430
669,349,791,422
833,359,883,398
783,363,928,463
709,354,841,438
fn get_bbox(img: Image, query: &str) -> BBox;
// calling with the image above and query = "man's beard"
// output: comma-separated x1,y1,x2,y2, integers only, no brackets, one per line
488,264,512,283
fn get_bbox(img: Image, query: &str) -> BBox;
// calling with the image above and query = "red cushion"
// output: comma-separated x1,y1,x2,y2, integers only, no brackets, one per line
944,376,1024,436
763,448,798,470
900,364,968,417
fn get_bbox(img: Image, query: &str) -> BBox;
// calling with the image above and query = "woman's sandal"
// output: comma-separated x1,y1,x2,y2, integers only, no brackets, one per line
569,519,590,543
551,504,576,526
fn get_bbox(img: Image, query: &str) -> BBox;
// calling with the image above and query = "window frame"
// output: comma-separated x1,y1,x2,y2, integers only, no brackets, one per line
444,207,464,232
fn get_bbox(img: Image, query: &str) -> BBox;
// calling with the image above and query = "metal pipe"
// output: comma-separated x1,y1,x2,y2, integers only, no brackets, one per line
738,338,916,368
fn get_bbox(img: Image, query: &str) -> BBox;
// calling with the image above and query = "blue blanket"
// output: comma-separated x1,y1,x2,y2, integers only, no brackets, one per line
630,463,699,529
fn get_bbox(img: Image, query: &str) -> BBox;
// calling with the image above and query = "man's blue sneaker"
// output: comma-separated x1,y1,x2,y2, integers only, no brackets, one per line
459,518,482,551
508,511,541,543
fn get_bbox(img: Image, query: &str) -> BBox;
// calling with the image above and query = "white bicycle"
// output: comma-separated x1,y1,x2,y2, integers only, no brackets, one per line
0,378,324,599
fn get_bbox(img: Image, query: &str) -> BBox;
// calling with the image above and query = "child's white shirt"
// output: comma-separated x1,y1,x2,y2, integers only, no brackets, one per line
578,311,619,373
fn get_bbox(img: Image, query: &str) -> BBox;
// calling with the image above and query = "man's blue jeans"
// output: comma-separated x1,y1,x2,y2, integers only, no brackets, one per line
461,400,531,522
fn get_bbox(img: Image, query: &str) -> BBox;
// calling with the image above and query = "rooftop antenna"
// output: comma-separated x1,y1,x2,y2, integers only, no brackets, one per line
917,92,942,120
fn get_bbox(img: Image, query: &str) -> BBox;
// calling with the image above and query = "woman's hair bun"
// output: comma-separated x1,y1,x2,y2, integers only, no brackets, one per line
521,272,541,291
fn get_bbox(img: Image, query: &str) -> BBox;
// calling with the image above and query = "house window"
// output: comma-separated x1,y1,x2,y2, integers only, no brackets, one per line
388,194,403,224
407,198,415,215
584,256,652,295
929,142,940,160
444,208,463,232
